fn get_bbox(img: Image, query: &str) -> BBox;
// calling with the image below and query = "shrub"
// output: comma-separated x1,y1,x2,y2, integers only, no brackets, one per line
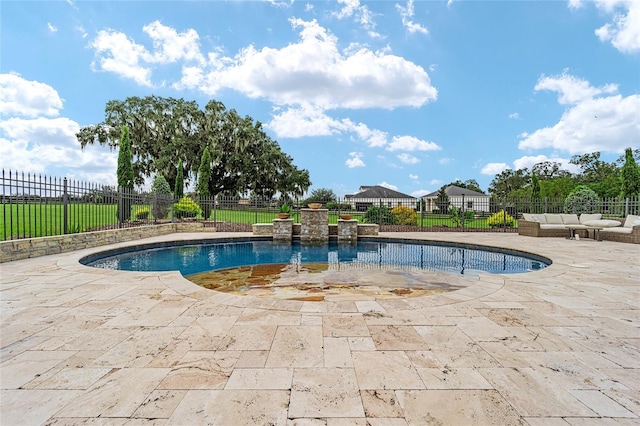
173,196,202,219
449,206,463,227
391,206,417,226
564,185,599,214
151,175,172,220
325,202,353,211
363,205,397,225
135,208,150,220
487,210,515,228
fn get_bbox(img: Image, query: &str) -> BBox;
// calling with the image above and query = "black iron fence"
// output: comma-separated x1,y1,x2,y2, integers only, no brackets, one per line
2,169,638,241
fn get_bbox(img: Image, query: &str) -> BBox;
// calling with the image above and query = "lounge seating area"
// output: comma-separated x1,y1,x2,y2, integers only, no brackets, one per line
518,213,640,244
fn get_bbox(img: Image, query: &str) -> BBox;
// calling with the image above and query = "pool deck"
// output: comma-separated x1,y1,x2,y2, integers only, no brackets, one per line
1,232,638,425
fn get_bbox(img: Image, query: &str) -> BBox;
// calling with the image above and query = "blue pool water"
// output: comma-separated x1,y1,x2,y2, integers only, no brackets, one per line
82,238,550,276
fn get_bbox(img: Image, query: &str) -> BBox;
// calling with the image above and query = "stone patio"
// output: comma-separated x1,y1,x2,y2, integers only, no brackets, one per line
1,232,638,425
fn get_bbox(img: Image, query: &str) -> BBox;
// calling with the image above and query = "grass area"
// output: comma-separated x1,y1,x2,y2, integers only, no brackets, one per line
2,203,508,240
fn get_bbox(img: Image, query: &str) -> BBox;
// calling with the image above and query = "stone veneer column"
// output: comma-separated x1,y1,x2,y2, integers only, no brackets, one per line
337,219,358,242
272,219,293,241
300,208,329,243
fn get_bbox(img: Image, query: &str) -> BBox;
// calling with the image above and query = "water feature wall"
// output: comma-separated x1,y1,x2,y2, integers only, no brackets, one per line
300,208,329,243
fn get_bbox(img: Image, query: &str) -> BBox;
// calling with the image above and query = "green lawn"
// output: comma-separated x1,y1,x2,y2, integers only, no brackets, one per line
1,203,507,240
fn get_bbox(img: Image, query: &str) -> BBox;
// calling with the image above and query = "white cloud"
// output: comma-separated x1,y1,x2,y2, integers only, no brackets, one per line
521,72,640,154
568,0,583,10
387,135,441,152
438,157,452,165
0,72,63,117
0,116,117,182
378,181,398,190
481,163,509,175
594,0,640,54
512,155,579,173
0,74,117,183
396,0,428,35
429,179,442,186
397,153,419,164
508,112,520,119
173,19,437,109
90,29,153,86
535,71,617,105
76,25,88,38
90,21,205,87
334,0,360,19
267,105,391,149
409,173,418,179
352,123,388,147
142,21,205,65
411,189,430,197
346,152,365,168
334,0,380,38
47,23,58,33
267,104,350,138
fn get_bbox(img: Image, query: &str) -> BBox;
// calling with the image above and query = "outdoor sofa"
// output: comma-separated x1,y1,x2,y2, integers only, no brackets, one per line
518,213,605,238
518,213,640,243
598,214,640,244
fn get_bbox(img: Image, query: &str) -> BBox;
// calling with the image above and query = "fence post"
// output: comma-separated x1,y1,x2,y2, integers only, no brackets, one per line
117,187,122,228
461,194,465,231
625,197,629,216
63,177,68,234
502,197,507,232
213,195,217,224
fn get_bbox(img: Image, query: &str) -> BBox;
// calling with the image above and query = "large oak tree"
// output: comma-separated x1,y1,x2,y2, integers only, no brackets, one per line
77,96,310,198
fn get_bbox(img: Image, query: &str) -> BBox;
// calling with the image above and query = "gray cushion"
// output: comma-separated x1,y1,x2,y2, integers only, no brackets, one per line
600,227,632,234
579,213,602,224
582,219,622,228
623,215,640,228
560,214,579,225
546,214,563,224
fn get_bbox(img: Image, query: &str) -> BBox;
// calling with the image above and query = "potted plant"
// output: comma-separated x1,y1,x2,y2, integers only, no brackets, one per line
278,203,291,219
308,203,322,209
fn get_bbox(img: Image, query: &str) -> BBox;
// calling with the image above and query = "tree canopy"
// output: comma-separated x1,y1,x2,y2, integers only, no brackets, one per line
488,149,639,199
77,95,311,198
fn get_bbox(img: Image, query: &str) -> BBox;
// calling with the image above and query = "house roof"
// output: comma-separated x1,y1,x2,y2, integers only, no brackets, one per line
423,185,488,198
346,185,416,200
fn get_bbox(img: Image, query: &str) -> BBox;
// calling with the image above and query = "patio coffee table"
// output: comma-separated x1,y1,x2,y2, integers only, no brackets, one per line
566,226,584,240
586,226,604,241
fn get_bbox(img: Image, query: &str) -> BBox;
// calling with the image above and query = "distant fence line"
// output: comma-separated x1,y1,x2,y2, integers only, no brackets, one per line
2,169,639,241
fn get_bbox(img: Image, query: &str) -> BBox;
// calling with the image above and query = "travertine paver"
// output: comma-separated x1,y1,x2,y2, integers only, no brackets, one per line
0,231,638,425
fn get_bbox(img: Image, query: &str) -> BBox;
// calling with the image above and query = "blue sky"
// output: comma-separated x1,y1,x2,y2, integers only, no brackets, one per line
1,0,638,197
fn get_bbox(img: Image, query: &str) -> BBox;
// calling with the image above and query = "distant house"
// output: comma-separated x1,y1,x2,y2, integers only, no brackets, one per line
422,185,490,213
345,186,417,212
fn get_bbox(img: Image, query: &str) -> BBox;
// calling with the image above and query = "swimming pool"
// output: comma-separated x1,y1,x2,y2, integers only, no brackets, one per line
82,237,549,276
82,238,549,301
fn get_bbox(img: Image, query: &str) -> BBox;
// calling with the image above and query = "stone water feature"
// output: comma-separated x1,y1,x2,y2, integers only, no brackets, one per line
300,207,329,243
253,208,376,241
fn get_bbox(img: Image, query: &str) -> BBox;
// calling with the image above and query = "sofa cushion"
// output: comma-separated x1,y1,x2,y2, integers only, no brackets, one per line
582,219,622,228
540,224,567,229
560,214,579,225
579,213,602,224
529,214,546,224
522,213,534,221
623,215,640,228
600,227,632,234
545,214,563,224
